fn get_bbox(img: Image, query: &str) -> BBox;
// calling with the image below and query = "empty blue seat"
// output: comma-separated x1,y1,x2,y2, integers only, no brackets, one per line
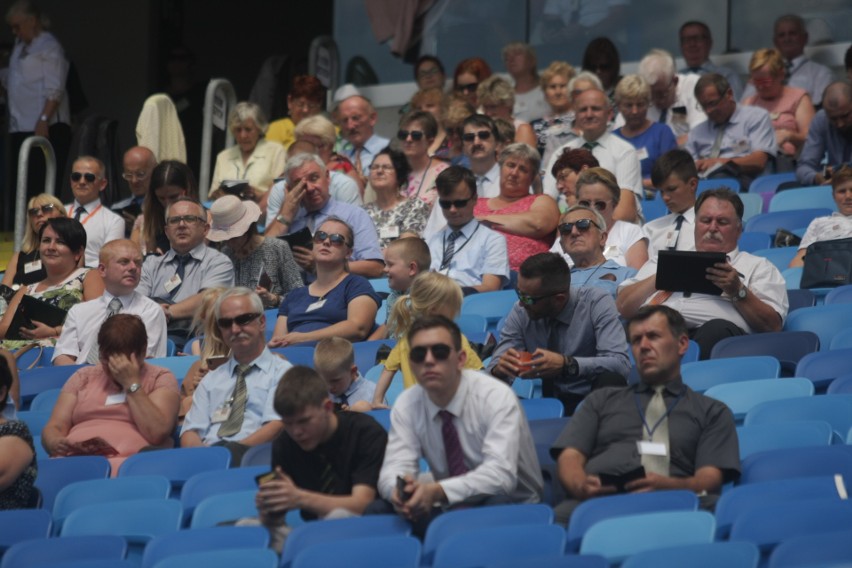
269,346,315,367
0,509,52,553
736,421,833,459
796,348,852,389
769,186,837,212
35,456,111,511
432,524,566,568
745,210,831,237
704,378,814,422
749,172,797,196
785,304,852,351
520,398,564,419
769,528,852,568
488,556,608,568
118,445,231,496
830,327,852,350
781,266,802,289
641,195,669,222
141,526,269,568
190,489,258,528
455,313,488,336
146,356,199,383
351,340,396,374
622,542,760,568
739,445,852,485
738,231,771,253
1,535,126,568
179,465,267,525
786,289,816,312
153,548,278,568
681,356,780,393
461,290,519,332
744,394,852,441
240,442,272,467
364,364,404,406
710,331,819,376
15,410,52,434
697,177,740,194
824,284,852,305
739,193,763,223
29,388,62,412
827,373,852,394
292,535,420,568
749,246,800,272
19,365,87,409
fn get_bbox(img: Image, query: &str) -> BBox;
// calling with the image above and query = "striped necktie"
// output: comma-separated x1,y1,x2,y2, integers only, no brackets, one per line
217,363,252,438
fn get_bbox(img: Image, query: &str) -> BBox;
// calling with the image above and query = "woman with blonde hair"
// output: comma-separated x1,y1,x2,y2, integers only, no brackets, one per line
477,75,537,147
530,61,576,157
180,287,230,419
2,194,66,288
410,88,450,158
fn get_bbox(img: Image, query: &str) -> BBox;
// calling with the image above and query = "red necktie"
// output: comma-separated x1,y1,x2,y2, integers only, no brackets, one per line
439,410,468,476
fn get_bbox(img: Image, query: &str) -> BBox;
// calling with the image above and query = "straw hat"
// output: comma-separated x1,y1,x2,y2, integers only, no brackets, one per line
207,195,261,242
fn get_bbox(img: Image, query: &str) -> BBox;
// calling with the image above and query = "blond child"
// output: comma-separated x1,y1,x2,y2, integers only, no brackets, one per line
368,237,432,341
314,337,376,412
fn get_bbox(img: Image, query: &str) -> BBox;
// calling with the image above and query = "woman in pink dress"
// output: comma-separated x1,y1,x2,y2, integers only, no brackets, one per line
742,48,814,158
42,314,179,474
474,143,560,271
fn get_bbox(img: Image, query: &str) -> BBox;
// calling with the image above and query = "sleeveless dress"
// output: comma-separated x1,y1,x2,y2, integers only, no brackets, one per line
474,195,555,271
743,86,807,157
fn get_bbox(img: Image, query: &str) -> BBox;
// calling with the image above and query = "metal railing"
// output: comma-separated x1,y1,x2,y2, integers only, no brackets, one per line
198,78,237,201
15,136,56,251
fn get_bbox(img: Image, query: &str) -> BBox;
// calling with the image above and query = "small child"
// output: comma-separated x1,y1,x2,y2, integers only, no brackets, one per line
371,272,482,406
369,237,432,340
314,337,375,412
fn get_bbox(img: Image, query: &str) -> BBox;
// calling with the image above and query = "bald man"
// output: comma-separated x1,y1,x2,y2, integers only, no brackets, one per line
337,95,389,180
113,146,158,235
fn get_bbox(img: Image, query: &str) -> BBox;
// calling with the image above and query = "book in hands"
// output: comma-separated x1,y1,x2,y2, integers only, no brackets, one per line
65,437,119,457
6,295,68,340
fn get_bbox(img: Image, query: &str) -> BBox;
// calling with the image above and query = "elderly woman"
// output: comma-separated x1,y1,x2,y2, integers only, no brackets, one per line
397,110,449,206
502,42,550,123
410,88,450,158
131,160,198,256
790,165,852,268
266,75,326,150
540,71,604,167
1,194,65,288
269,217,381,347
474,143,560,271
549,148,600,211
530,61,576,157
42,314,180,473
452,57,492,108
0,218,104,343
477,76,537,148
613,75,677,190
363,147,431,248
742,48,814,160
209,101,287,201
0,356,36,509
293,114,361,189
207,195,303,308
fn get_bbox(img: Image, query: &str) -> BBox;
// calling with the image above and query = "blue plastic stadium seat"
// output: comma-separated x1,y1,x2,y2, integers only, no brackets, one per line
179,466,266,525
745,210,831,238
432,524,566,568
35,455,111,511
141,526,269,568
240,442,272,467
824,284,852,305
697,177,740,194
0,509,52,553
681,356,780,393
769,528,852,568
785,304,852,351
622,542,760,568
520,398,564,419
710,331,819,376
739,445,852,485
461,290,519,332
269,346,315,367
738,231,771,253
769,186,837,212
748,247,799,272
118,445,231,497
1,535,126,568
786,289,816,313
292,535,420,568
704,377,813,422
796,348,852,389
736,420,832,460
743,394,852,441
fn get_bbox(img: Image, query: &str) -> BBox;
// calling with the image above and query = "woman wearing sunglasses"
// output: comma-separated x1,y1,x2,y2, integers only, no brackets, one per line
452,57,492,109
269,218,381,348
1,194,66,288
397,111,449,207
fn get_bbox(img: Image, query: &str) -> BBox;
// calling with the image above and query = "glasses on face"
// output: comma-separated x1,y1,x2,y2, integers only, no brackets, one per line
216,312,261,329
290,99,321,112
313,231,350,247
28,203,56,216
578,199,610,212
409,343,452,363
369,164,395,173
462,130,492,142
439,196,475,209
397,129,425,141
558,218,600,234
516,288,562,306
122,171,147,181
166,215,206,226
456,82,478,94
417,66,441,78
70,172,97,183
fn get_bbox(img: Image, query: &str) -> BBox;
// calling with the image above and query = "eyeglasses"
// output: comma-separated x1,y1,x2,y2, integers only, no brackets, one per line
409,343,452,363
121,171,147,181
578,199,610,212
166,215,206,226
369,164,394,173
461,130,492,142
417,66,441,78
313,231,351,247
70,172,97,183
397,129,425,141
438,196,475,209
456,82,478,94
290,99,321,112
28,203,56,216
558,218,600,234
216,312,261,328
516,288,563,306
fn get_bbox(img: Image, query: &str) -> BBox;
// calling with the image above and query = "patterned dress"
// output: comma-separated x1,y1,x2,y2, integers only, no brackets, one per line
363,198,431,248
221,238,304,308
0,420,37,509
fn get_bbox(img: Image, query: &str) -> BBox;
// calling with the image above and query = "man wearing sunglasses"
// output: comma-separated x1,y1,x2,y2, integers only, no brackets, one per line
426,166,509,294
182,288,292,465
371,315,543,535
489,253,630,414
65,156,125,268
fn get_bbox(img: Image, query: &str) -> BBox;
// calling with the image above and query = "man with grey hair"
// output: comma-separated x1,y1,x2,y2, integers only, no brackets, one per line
678,21,744,99
181,288,292,465
543,89,644,224
337,94,389,180
796,82,852,185
264,153,383,278
741,14,834,107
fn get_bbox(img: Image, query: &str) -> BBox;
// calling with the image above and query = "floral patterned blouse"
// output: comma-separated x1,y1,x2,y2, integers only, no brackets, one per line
363,197,431,248
27,267,90,311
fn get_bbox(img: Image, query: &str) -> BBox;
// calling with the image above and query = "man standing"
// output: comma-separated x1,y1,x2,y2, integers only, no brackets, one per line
678,21,744,98
65,156,125,267
53,239,167,365
427,167,509,294
643,149,699,255
489,253,630,414
796,82,852,186
551,305,740,524
137,197,234,347
181,288,292,464
371,315,542,536
337,95,389,181
112,146,157,235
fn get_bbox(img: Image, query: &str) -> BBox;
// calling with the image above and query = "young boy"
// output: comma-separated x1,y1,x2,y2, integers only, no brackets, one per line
314,337,376,412
644,149,700,255
369,237,431,340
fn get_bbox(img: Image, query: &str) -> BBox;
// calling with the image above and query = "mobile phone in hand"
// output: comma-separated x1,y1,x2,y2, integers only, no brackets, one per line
397,475,412,502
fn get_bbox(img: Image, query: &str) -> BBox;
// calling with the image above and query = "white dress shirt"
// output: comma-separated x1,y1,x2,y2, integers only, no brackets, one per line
422,162,501,239
66,198,126,268
644,208,697,257
427,219,510,287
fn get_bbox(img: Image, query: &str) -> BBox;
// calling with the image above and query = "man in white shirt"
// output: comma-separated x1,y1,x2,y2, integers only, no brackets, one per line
678,21,744,99
643,150,699,256
53,239,166,365
426,166,509,294
369,315,543,537
65,156,125,268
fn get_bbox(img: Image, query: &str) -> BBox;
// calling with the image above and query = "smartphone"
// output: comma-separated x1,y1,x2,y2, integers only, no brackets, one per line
255,470,278,486
397,475,412,502
206,356,229,370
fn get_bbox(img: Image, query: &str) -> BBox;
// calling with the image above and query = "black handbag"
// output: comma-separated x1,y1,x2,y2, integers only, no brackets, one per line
800,238,852,288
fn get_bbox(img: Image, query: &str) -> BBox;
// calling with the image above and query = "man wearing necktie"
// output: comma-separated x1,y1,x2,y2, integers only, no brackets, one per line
643,150,699,255
337,94,389,183
369,315,543,536
181,288,292,465
550,305,740,525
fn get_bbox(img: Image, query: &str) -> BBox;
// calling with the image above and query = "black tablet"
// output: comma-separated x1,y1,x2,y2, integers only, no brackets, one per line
655,251,727,296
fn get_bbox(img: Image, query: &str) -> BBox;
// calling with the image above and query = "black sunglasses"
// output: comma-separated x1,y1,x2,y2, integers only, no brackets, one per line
313,231,350,247
70,172,97,183
578,199,610,212
558,219,600,234
410,343,452,363
28,203,56,216
397,129,425,141
456,83,478,93
438,196,475,209
461,130,492,142
216,312,261,328
516,288,562,306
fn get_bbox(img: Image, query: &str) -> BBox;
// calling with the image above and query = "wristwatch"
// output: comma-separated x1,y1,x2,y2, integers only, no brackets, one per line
275,214,292,226
39,114,49,122
732,285,748,302
562,355,579,378
128,383,142,394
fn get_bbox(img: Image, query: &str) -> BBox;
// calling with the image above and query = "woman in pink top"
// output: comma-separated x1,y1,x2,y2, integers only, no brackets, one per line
474,143,560,271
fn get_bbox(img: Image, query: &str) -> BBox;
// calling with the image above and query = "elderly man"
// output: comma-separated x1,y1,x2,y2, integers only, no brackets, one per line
616,189,788,360
137,197,234,348
181,288,292,464
337,95,389,180
264,153,383,278
543,88,643,223
643,149,700,255
685,74,777,187
112,146,158,234
796,82,852,186
65,156,125,267
53,239,167,365
369,315,542,537
741,14,834,107
678,21,744,98
551,305,740,524
489,253,630,414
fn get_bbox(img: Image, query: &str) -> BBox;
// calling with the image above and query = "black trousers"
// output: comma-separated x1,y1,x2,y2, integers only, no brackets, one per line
690,318,746,360
545,371,628,416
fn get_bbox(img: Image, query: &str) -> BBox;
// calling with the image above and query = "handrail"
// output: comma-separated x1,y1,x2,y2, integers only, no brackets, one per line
199,78,237,201
15,136,56,251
